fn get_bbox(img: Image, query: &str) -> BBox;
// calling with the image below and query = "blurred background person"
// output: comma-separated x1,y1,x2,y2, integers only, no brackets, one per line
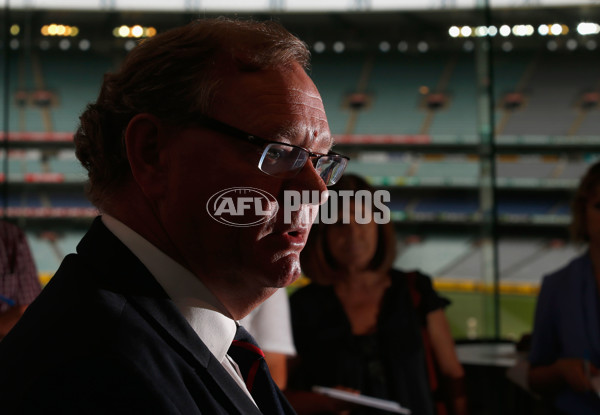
240,287,297,390
528,161,600,414
288,174,467,415
0,220,41,340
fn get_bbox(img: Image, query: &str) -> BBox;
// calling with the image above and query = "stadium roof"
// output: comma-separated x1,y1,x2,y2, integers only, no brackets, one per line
4,2,600,53
3,0,598,12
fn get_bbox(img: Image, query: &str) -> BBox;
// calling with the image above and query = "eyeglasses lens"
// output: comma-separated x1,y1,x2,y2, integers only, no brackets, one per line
258,143,347,186
258,143,307,178
316,156,347,185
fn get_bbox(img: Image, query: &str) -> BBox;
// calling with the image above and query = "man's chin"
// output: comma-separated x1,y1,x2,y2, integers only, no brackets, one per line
264,254,302,288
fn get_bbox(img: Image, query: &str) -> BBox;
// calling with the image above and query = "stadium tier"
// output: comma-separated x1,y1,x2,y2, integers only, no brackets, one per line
310,53,364,134
502,50,600,136
1,23,598,299
354,54,446,135
393,235,585,288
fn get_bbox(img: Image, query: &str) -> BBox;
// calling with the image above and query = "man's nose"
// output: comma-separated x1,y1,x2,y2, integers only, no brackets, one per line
289,162,329,205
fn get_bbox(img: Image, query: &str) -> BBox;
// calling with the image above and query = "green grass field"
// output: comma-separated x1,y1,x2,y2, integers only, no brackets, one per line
442,290,537,340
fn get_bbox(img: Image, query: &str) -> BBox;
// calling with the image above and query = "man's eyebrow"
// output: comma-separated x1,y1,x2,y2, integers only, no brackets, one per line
275,125,334,151
327,135,336,149
322,135,335,152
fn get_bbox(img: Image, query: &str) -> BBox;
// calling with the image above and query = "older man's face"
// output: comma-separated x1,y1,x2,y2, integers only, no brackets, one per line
156,62,331,300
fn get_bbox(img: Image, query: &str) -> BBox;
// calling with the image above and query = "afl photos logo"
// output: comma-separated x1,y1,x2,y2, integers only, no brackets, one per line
206,187,279,227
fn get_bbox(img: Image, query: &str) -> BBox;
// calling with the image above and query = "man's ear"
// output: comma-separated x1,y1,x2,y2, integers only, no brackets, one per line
124,113,169,200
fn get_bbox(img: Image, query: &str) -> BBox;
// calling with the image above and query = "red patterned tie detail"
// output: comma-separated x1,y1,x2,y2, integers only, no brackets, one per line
228,325,291,414
230,335,265,392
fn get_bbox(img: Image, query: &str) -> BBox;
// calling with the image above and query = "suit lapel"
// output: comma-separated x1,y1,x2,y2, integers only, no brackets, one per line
76,217,264,415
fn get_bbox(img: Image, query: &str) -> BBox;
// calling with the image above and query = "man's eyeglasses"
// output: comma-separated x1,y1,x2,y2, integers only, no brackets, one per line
198,117,349,186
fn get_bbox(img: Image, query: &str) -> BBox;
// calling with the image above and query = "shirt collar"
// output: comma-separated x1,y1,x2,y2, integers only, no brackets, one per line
101,214,237,363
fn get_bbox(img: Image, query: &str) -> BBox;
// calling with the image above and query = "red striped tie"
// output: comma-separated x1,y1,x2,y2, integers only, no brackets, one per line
228,325,291,414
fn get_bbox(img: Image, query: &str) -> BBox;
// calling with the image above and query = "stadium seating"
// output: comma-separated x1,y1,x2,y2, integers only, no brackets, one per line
42,51,112,132
26,232,62,275
502,51,600,135
3,41,599,292
355,53,447,135
428,55,478,135
395,235,474,277
311,53,363,134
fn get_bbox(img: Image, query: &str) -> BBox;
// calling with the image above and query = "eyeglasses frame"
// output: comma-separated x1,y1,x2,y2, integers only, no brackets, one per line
196,116,349,183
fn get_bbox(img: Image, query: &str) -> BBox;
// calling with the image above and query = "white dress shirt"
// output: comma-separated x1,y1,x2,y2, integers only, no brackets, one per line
101,214,255,403
240,288,296,356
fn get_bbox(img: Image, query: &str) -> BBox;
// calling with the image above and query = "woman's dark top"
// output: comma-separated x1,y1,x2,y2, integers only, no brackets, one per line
290,269,448,415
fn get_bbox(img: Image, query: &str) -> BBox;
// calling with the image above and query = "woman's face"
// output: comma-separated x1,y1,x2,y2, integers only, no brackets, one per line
325,204,379,272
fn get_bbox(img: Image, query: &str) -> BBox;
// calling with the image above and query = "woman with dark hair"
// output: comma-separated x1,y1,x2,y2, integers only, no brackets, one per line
528,161,600,414
287,174,467,415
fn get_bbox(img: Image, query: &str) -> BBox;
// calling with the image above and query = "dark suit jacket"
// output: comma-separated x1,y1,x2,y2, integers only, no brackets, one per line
0,217,295,414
